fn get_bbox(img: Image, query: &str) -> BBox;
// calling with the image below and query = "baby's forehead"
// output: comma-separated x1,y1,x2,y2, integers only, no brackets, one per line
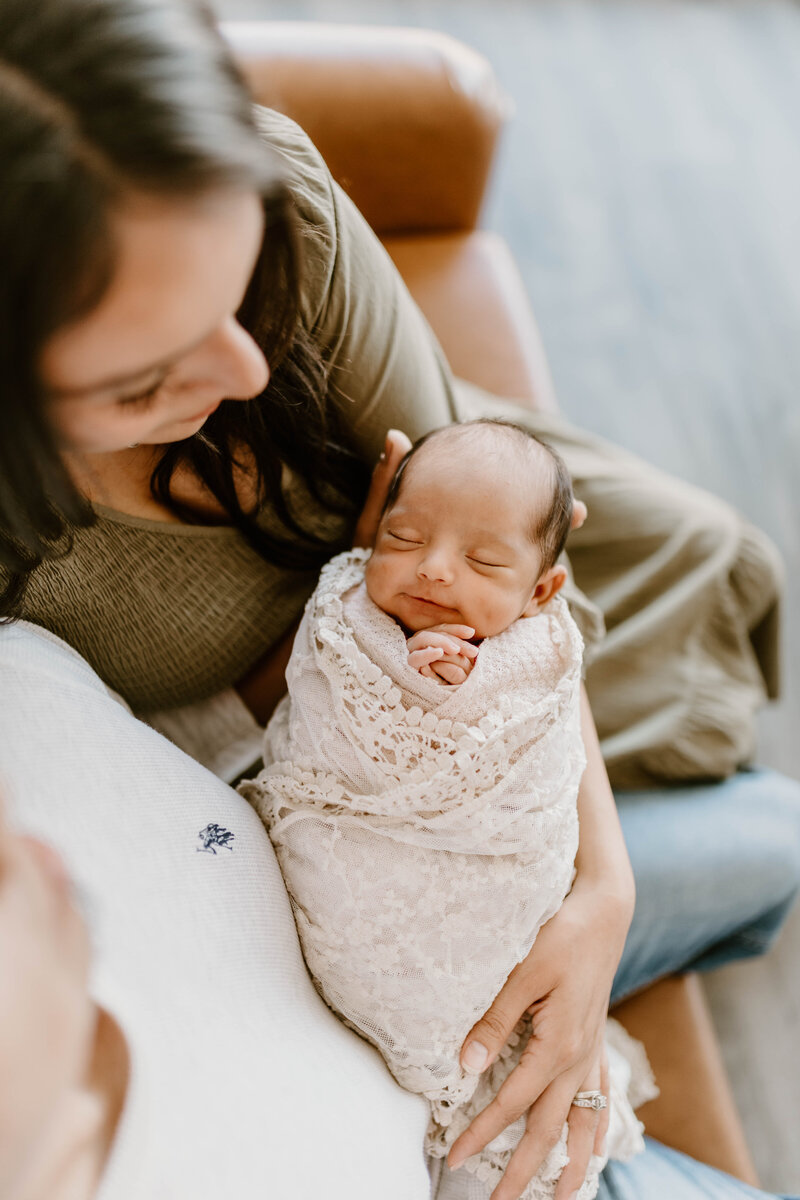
397,428,553,506
395,469,532,521
389,431,553,538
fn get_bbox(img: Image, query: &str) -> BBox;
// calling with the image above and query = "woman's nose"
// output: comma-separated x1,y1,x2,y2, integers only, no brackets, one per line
206,316,270,401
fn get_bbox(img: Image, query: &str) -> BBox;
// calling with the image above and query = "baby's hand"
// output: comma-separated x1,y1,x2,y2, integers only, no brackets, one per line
406,625,478,686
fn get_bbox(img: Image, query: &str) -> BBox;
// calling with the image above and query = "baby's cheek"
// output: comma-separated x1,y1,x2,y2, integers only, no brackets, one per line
475,585,526,638
364,553,394,610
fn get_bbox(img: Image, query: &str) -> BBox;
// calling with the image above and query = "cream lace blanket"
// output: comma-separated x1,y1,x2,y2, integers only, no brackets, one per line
243,550,654,1198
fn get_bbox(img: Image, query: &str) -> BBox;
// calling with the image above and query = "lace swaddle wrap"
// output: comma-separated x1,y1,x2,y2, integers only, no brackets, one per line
243,550,652,1198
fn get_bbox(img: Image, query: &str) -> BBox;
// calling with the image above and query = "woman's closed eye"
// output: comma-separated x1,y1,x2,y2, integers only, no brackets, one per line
115,371,170,410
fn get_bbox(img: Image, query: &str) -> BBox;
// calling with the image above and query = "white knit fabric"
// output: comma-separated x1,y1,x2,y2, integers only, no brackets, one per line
244,550,654,1199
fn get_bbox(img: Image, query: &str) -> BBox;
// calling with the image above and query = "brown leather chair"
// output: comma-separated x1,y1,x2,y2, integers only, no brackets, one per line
222,20,760,1185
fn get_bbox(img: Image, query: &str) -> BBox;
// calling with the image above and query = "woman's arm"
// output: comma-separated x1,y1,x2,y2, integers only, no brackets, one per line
235,430,413,724
234,618,298,726
574,683,636,902
447,686,635,1200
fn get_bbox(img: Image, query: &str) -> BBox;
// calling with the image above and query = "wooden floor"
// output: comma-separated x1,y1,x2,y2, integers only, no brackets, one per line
213,0,800,1189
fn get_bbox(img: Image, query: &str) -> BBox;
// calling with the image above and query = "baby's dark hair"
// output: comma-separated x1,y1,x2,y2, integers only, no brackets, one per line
382,419,574,573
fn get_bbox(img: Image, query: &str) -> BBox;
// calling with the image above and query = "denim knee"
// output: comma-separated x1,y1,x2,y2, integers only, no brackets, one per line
613,768,800,996
697,769,800,963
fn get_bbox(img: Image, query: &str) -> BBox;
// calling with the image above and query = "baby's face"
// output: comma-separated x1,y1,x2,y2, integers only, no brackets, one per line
365,448,548,639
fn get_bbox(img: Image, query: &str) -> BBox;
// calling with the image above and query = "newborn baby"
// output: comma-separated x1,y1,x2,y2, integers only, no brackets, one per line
242,421,652,1199
364,418,573,685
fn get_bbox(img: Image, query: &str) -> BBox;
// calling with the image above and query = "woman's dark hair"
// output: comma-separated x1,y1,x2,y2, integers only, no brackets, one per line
0,0,369,615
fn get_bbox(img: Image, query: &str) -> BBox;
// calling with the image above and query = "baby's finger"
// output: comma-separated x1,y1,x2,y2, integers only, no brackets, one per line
427,637,478,662
435,652,473,675
408,647,444,670
407,631,464,656
429,623,477,642
427,628,479,659
430,662,468,686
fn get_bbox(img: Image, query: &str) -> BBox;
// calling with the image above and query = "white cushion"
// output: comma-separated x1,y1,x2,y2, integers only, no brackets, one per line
0,622,431,1200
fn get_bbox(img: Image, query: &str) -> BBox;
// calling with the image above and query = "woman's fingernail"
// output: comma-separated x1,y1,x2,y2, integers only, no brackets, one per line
462,1041,488,1074
449,1148,467,1171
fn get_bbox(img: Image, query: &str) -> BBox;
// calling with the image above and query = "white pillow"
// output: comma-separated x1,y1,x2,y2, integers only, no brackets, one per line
0,622,432,1200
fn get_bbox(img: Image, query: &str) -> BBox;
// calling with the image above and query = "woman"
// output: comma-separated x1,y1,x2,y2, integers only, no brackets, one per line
1,0,798,1196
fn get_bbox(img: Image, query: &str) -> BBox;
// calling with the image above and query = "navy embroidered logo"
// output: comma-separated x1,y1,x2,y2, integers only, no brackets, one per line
197,823,235,854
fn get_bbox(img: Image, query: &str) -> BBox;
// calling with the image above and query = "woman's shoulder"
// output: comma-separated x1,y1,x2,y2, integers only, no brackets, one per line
252,105,332,219
251,105,337,332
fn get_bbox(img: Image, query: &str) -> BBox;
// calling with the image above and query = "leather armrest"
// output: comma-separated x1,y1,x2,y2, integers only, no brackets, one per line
222,22,511,234
384,231,559,411
613,976,760,1185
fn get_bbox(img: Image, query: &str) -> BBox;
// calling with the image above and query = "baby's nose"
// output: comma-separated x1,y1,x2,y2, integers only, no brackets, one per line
417,551,453,583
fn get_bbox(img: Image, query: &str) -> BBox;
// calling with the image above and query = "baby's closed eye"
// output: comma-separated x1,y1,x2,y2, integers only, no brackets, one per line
466,555,508,569
387,529,423,545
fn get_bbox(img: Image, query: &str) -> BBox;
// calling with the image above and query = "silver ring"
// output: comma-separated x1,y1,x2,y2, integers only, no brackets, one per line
571,1090,608,1111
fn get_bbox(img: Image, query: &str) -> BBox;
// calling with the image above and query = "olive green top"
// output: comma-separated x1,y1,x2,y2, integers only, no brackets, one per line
15,107,583,713
8,109,780,788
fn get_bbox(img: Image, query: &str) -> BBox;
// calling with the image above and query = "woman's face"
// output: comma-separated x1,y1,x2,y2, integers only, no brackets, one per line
0,811,94,1194
41,188,269,455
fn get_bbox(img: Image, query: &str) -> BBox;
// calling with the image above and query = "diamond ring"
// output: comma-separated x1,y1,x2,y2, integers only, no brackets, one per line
571,1090,608,1111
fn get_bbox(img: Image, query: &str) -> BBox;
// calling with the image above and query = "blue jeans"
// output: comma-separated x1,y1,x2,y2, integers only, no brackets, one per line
613,767,800,1001
599,1138,799,1200
604,767,800,1197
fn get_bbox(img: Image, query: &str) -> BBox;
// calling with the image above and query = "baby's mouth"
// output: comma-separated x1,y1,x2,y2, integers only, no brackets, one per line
406,594,452,611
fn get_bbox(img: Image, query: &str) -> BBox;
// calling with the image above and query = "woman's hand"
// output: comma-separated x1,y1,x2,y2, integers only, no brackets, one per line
352,429,412,549
448,878,632,1200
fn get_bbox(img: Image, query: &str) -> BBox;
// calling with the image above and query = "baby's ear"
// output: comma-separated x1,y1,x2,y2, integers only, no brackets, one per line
522,564,568,616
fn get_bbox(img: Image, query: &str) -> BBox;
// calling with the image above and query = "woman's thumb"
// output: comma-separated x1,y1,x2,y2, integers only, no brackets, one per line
460,968,534,1074
381,428,412,475
352,429,411,549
